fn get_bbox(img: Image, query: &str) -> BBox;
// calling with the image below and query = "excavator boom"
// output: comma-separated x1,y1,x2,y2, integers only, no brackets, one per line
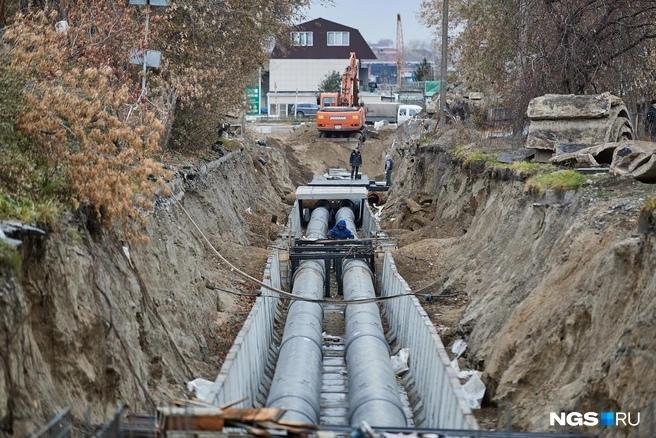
339,52,359,107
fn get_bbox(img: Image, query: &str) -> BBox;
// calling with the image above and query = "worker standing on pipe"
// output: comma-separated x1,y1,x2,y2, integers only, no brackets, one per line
350,147,363,179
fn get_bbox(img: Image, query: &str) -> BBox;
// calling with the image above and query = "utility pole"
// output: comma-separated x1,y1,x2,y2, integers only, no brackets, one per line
439,0,448,128
396,14,404,92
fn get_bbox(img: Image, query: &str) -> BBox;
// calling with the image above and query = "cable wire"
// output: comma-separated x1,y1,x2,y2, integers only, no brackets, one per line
178,204,456,305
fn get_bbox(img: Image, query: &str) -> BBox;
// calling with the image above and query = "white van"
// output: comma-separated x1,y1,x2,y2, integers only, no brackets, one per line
397,104,423,125
365,103,424,125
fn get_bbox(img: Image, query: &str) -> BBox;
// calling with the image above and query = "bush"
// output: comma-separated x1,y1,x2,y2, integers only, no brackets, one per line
0,241,21,273
0,65,65,228
2,12,170,238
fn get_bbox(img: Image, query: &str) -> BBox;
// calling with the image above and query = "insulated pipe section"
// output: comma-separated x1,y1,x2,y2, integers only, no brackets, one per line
305,205,330,241
335,206,358,239
266,207,329,424
343,262,407,427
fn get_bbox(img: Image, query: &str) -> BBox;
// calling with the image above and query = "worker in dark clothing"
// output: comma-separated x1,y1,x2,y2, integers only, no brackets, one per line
647,100,656,142
350,148,363,179
384,153,394,187
329,220,354,239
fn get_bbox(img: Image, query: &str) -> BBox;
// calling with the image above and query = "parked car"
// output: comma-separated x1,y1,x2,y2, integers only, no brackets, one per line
290,103,320,118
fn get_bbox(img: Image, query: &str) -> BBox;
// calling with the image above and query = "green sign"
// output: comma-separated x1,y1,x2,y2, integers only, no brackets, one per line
245,86,260,115
424,80,441,98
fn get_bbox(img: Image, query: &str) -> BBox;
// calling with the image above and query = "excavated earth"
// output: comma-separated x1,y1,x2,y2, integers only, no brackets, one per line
271,124,395,179
2,120,655,438
0,140,305,436
382,124,656,436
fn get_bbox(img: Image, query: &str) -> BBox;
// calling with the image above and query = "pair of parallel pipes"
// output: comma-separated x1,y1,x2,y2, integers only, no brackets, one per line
267,206,406,427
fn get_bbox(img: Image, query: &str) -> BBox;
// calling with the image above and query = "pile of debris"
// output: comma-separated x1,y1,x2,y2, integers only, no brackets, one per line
524,93,655,183
550,141,656,183
0,221,46,248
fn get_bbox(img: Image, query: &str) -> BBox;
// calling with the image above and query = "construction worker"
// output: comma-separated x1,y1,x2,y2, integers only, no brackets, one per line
350,147,362,179
329,220,354,240
384,153,394,187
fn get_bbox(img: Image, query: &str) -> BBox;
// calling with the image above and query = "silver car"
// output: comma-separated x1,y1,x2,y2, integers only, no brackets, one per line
290,103,320,118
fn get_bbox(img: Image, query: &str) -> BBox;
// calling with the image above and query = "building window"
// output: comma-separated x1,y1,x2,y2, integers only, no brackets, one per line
327,31,350,46
291,31,313,46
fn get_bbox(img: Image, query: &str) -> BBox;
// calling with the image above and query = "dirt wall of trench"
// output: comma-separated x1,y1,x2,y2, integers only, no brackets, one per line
0,145,294,436
383,133,656,436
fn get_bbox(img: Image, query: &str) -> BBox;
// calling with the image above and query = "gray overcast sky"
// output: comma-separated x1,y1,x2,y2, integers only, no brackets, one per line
303,0,434,44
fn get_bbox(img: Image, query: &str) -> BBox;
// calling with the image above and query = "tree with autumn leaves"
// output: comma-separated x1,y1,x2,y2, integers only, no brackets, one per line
421,0,656,121
0,1,309,237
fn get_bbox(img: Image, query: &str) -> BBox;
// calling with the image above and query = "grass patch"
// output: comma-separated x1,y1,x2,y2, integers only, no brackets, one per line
644,197,656,212
0,240,21,273
418,135,436,146
452,145,496,164
508,161,554,174
220,139,243,151
452,145,555,175
0,192,60,228
526,170,586,192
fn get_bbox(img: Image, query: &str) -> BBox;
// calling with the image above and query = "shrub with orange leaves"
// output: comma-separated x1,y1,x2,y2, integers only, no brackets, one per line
3,10,170,238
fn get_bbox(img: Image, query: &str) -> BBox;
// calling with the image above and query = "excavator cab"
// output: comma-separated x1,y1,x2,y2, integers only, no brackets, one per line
319,93,338,108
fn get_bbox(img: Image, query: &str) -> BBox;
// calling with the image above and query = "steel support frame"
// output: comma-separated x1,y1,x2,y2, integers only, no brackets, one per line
289,239,375,297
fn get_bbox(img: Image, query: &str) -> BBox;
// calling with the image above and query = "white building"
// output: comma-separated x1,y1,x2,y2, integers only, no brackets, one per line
267,18,377,116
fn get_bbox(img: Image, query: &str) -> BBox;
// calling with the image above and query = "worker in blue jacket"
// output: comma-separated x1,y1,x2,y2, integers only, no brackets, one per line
329,220,354,239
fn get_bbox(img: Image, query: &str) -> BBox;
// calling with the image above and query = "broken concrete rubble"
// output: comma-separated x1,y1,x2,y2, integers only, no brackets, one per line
547,140,656,184
550,143,617,167
497,149,535,164
610,141,656,183
0,221,46,248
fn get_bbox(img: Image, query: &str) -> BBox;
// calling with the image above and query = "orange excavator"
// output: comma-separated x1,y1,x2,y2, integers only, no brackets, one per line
316,52,366,140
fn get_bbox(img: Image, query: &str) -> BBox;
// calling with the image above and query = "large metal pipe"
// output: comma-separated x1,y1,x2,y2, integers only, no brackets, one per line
266,207,329,424
343,260,407,427
341,203,407,426
305,205,330,240
335,206,358,239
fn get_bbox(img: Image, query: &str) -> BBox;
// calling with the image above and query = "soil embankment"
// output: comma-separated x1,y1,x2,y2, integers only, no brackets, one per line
272,124,395,179
383,126,656,435
0,143,294,435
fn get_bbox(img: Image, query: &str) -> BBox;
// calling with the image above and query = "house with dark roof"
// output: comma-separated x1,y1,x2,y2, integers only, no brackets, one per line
267,18,376,117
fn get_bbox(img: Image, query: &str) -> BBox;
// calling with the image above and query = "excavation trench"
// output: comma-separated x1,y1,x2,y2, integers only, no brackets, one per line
207,187,478,430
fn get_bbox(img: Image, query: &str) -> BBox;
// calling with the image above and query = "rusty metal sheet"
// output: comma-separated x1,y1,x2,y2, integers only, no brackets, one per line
223,408,285,423
158,407,225,432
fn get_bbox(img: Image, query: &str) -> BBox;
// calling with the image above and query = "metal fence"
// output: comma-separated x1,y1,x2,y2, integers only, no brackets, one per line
361,202,380,238
288,202,302,239
380,252,478,430
210,250,282,408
